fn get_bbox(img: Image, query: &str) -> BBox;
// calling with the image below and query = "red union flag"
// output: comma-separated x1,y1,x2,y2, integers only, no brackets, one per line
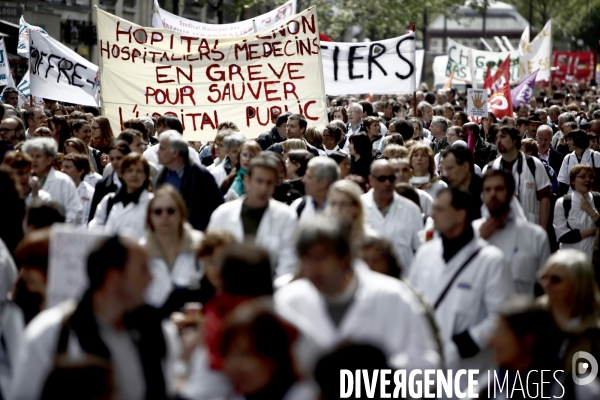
488,82,513,119
488,56,510,94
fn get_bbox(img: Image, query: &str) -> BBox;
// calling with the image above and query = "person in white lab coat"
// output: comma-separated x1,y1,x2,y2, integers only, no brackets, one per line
557,129,600,195
207,154,298,278
275,216,442,371
61,153,95,226
554,164,600,256
361,159,423,274
473,170,550,297
22,138,82,224
141,185,204,312
484,125,551,228
290,157,340,225
409,187,515,388
9,236,181,400
389,156,433,217
89,153,154,238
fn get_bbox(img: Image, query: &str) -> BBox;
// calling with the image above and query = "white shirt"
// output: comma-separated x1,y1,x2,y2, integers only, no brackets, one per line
89,190,154,239
290,195,325,226
207,197,298,277
473,214,550,296
361,190,423,273
557,148,600,191
76,181,95,226
275,261,441,371
83,171,102,188
41,167,83,224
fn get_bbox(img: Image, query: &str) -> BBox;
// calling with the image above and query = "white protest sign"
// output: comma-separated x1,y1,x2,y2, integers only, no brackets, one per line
18,16,48,59
98,7,328,141
467,89,488,117
15,70,44,107
446,38,520,84
0,39,11,86
46,224,110,308
29,29,100,106
415,49,424,85
519,20,552,82
320,33,416,95
152,0,297,37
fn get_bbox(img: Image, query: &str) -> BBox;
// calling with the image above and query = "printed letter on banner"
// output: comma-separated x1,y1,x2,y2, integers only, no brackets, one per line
29,30,100,106
152,0,297,37
97,6,328,141
320,33,416,95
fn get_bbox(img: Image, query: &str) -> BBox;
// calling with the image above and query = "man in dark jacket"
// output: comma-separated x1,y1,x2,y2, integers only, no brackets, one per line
266,114,321,156
256,112,291,150
155,130,223,231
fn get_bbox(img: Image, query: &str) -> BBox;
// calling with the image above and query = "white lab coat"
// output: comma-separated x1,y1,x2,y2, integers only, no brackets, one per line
554,191,598,255
485,152,551,224
76,181,95,226
416,188,433,217
210,157,229,188
83,171,102,188
408,237,515,386
89,190,154,238
472,214,550,296
207,197,298,277
275,261,441,371
557,148,600,190
9,301,181,400
25,189,52,207
141,226,204,308
361,190,423,275
41,167,83,224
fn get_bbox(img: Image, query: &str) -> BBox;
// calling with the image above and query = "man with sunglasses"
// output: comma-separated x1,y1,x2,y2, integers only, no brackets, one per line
361,159,423,272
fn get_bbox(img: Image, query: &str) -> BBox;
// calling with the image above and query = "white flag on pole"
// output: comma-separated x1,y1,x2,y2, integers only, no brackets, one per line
18,16,48,59
519,20,552,82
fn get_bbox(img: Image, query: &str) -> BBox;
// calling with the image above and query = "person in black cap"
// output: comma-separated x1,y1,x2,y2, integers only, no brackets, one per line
525,113,542,140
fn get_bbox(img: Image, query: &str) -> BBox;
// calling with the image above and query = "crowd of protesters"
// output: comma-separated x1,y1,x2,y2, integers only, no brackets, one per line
1,82,600,399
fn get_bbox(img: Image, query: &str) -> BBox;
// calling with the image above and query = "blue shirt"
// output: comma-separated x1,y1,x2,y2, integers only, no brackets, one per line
164,164,185,191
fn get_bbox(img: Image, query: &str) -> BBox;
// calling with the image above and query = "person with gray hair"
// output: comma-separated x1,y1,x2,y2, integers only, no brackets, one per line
429,116,449,155
211,130,245,188
551,112,577,149
22,138,82,224
291,157,340,224
274,214,441,371
155,130,223,231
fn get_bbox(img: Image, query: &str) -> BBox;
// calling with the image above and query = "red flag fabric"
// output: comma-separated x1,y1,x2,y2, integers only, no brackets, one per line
483,64,493,90
489,56,511,94
319,32,333,42
488,81,513,119
407,23,416,33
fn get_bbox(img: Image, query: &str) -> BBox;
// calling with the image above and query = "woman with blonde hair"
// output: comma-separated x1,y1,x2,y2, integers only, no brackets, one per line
408,143,447,198
142,184,204,313
304,126,324,152
281,138,307,156
326,179,371,241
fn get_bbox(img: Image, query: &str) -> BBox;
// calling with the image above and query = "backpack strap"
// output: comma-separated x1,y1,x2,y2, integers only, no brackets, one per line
563,193,572,230
524,154,537,176
296,197,307,218
104,194,118,224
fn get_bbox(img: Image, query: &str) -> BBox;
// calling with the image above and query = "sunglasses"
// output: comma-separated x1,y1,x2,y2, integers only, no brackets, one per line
152,207,176,216
372,174,396,183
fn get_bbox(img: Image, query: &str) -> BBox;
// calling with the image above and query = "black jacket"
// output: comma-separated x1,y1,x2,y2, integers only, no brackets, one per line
256,125,285,150
155,162,224,231
266,139,320,156
547,147,564,177
88,172,119,222
474,139,497,169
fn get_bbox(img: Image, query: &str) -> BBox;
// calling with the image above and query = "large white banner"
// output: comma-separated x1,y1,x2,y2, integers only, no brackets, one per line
98,7,328,141
152,0,297,37
320,33,416,95
29,30,100,106
519,20,552,82
446,38,520,84
18,16,48,59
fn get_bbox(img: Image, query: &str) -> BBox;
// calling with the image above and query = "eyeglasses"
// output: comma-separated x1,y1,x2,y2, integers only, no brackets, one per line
0,128,16,133
372,174,397,183
152,207,176,216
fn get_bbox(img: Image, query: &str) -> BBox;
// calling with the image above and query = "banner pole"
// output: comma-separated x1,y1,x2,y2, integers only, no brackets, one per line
413,91,417,116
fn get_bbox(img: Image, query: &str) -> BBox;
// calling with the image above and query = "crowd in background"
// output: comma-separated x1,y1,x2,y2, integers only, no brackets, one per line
1,81,600,399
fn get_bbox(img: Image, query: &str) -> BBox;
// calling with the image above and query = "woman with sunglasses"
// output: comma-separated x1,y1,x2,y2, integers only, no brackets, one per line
89,153,153,237
142,185,204,313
